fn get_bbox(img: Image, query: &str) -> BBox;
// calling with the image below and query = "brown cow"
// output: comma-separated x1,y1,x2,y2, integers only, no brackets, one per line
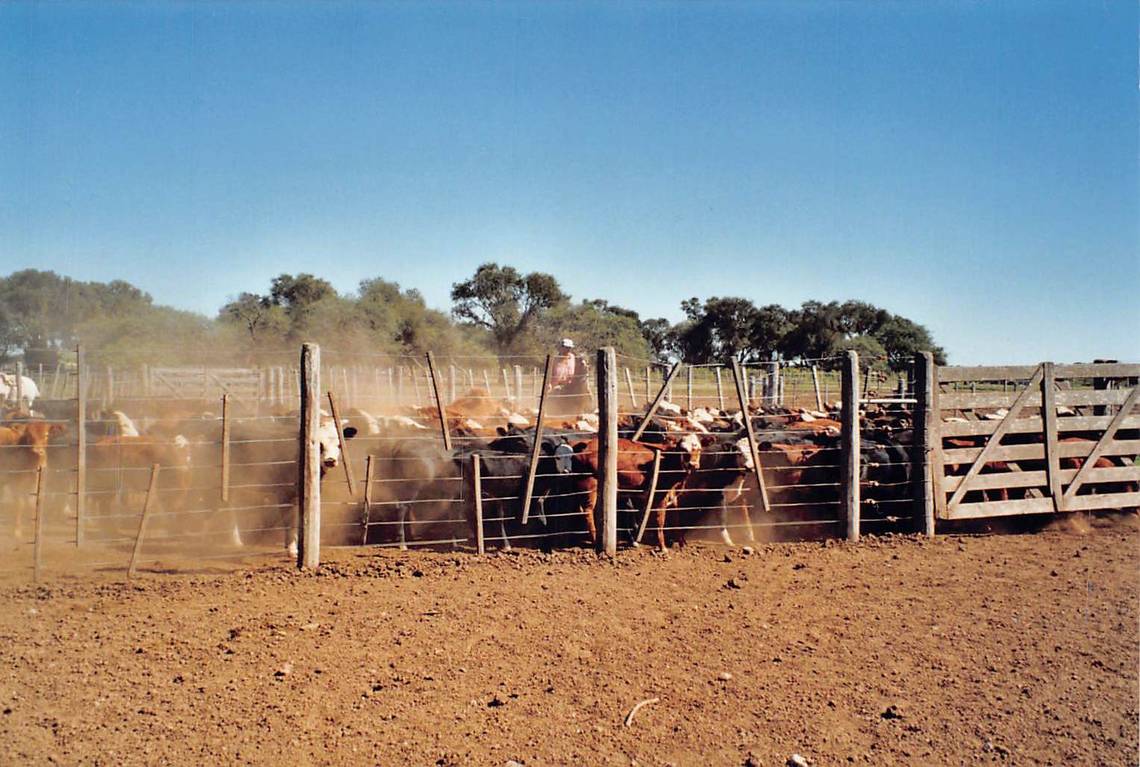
0,419,66,538
569,434,702,550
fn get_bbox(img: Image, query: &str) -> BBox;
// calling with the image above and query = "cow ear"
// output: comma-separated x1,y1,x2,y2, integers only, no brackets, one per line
342,426,358,440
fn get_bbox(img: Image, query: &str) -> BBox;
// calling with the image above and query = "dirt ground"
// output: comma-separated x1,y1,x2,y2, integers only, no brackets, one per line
0,517,1137,767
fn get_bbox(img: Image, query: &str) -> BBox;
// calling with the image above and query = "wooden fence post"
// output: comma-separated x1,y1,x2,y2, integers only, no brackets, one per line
33,466,46,583
471,453,485,555
448,364,457,404
686,365,694,410
841,351,861,543
220,394,231,501
76,345,86,547
731,359,770,517
514,366,524,408
645,366,651,402
127,464,160,579
912,352,936,537
596,347,618,557
625,367,638,408
715,367,725,410
361,455,375,545
767,359,780,407
1041,361,1063,512
105,365,114,408
426,353,452,451
298,344,321,570
502,367,511,400
482,369,492,394
520,355,553,524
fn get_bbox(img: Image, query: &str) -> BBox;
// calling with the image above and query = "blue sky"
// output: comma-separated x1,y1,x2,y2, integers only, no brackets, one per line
1,1,1135,364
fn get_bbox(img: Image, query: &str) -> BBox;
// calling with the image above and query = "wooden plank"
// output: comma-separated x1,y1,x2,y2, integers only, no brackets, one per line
912,352,935,536
326,391,357,496
811,365,823,411
33,467,46,583
220,394,231,502
520,355,553,525
633,450,662,546
426,352,452,451
127,464,160,579
471,453,485,555
1064,491,1140,512
1040,363,1063,511
942,414,1140,438
361,454,374,546
596,347,618,557
686,365,694,410
940,391,1022,410
943,465,1140,493
1054,362,1140,379
943,438,1140,464
946,496,1056,520
1055,389,1134,407
298,344,321,570
630,362,683,442
715,367,725,411
945,365,1044,511
731,359,771,516
937,365,1040,383
625,367,638,408
840,351,860,542
75,345,86,547
1062,385,1140,501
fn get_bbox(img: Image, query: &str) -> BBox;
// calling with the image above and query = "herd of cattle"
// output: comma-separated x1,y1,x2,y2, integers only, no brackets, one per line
0,376,1135,557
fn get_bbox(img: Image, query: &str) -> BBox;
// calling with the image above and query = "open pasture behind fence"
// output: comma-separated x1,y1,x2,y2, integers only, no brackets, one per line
1,345,1136,580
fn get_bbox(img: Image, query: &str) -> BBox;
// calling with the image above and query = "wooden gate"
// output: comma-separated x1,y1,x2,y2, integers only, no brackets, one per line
930,362,1140,519
148,367,262,399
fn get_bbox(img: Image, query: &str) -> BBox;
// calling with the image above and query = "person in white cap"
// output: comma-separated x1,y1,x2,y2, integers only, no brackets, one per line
550,338,577,388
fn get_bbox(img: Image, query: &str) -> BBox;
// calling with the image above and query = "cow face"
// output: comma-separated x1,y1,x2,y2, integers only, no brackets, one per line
316,419,357,472
678,433,702,471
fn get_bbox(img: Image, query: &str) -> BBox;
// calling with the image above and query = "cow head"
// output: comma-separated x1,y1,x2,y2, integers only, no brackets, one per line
317,419,357,472
677,432,702,471
733,436,755,471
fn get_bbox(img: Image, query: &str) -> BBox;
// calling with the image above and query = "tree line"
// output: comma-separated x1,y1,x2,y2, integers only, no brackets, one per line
0,266,945,371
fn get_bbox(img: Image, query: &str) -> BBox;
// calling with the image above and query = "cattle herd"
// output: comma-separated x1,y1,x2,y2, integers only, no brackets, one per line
0,363,1135,565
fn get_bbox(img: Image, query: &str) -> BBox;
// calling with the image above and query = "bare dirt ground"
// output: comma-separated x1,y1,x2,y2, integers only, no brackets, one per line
1,518,1137,767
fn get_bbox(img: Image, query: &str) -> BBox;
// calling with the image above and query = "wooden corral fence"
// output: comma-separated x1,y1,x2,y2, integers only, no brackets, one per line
925,361,1140,521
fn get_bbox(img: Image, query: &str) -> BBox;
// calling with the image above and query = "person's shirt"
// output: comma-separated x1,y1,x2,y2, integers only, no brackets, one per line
551,352,577,386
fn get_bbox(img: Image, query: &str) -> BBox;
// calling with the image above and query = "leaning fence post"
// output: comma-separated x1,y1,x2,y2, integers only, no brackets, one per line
521,355,553,524
631,363,684,443
426,352,452,451
912,352,935,537
715,367,725,411
633,450,662,546
471,453,485,555
220,394,231,502
625,367,638,408
127,464,161,579
731,358,770,517
76,345,86,547
326,391,357,496
596,347,618,557
298,343,322,570
841,351,861,543
811,365,823,411
33,466,46,583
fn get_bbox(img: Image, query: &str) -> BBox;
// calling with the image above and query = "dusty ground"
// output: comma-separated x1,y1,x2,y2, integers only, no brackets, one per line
0,518,1137,766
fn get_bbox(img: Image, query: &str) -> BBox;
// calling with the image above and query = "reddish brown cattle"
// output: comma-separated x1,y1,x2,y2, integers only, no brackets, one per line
0,420,66,538
569,434,702,550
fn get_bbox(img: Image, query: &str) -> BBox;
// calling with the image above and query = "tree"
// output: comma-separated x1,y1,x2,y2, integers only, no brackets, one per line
451,263,567,354
638,318,674,362
219,292,283,343
874,316,947,370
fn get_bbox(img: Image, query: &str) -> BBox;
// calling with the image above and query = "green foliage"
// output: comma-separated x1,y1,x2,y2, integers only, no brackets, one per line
450,263,567,354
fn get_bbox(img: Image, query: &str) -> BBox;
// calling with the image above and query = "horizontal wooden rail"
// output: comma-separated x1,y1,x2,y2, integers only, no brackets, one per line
942,439,1140,465
940,414,1140,438
941,465,1140,493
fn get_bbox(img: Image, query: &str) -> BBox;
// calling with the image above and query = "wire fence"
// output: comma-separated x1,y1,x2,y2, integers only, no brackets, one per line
3,348,1134,581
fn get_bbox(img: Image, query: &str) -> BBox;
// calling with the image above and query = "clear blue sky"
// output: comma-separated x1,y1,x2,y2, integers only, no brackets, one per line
1,1,1136,364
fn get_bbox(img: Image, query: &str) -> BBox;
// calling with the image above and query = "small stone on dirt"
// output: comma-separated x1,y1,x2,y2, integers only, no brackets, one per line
881,704,905,720
274,662,293,678
787,755,810,767
741,546,754,556
487,695,506,707
725,578,743,590
300,622,320,631
792,562,806,570
723,553,733,563
718,672,733,682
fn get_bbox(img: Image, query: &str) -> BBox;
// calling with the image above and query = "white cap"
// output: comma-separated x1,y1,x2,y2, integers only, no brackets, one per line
560,338,575,348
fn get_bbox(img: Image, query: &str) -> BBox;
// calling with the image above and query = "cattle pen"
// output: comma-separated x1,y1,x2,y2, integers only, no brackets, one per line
0,345,1136,580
